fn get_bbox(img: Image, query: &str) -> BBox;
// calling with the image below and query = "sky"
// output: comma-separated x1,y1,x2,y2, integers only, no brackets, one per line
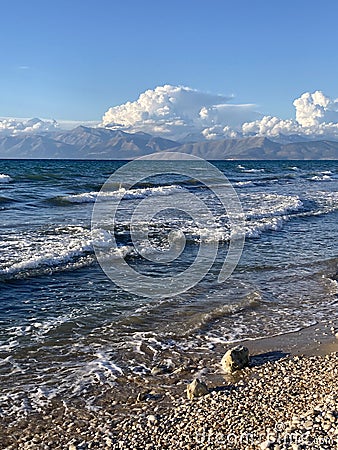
1,0,338,135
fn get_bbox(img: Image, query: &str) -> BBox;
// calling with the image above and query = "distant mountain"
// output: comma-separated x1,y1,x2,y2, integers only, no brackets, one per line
1,126,338,159
266,133,314,144
0,135,76,158
169,136,338,159
52,126,179,158
171,137,280,159
0,126,179,159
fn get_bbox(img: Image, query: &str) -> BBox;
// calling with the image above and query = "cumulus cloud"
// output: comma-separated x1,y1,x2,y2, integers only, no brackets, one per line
242,91,338,139
293,90,338,127
100,84,261,141
100,85,338,141
4,86,338,142
242,116,301,137
0,117,59,135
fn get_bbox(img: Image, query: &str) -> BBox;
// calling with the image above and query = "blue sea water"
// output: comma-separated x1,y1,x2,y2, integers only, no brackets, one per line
0,159,338,416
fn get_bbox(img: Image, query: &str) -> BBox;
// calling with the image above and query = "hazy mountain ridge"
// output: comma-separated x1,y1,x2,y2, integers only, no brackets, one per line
0,126,179,159
1,126,338,159
171,136,338,159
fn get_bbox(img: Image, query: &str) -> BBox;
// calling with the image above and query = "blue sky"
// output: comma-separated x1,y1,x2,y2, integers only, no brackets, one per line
1,0,338,121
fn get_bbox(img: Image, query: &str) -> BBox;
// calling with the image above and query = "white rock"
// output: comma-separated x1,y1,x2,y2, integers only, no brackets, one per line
221,345,250,373
147,414,159,426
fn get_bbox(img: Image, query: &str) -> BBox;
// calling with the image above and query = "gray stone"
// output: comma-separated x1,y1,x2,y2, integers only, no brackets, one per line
186,378,209,400
221,345,250,373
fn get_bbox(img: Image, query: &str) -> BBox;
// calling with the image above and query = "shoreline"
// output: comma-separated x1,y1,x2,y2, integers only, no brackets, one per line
1,320,338,449
240,320,338,358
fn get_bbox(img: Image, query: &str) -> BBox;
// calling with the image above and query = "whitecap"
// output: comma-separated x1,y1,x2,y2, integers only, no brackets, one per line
59,184,182,204
309,175,331,181
242,168,265,173
0,174,13,183
234,181,254,187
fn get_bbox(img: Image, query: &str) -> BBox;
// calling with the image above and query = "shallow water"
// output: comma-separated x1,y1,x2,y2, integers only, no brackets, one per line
0,159,337,417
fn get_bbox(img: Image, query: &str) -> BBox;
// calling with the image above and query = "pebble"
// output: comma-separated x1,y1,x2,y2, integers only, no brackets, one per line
1,353,338,449
147,414,159,426
304,419,313,429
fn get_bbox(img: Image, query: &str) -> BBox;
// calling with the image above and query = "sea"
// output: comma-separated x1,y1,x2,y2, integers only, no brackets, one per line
0,158,338,419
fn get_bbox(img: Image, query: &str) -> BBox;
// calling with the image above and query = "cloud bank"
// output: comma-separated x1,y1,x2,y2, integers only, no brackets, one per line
100,85,338,141
0,117,59,135
100,85,261,141
2,86,338,142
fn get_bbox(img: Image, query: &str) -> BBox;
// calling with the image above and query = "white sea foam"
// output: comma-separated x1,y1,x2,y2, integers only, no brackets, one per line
71,353,123,393
241,193,306,237
0,189,333,281
321,275,338,295
242,168,265,173
204,320,318,345
234,180,255,187
309,175,332,181
237,165,265,173
0,226,95,278
61,185,182,204
244,193,303,219
304,191,338,215
0,226,138,279
244,216,285,238
0,173,12,183
7,315,75,342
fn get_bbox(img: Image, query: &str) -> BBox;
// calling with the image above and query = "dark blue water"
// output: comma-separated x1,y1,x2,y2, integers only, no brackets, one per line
0,159,337,417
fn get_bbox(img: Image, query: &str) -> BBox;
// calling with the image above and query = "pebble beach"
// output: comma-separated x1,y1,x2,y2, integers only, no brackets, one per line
1,332,337,450
2,160,338,450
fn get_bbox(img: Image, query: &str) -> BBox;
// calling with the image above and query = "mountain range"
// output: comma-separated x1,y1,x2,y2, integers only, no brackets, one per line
1,125,338,159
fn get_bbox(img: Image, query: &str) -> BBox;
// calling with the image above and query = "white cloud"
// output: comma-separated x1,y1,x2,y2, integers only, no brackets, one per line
242,116,301,137
199,103,260,128
293,90,338,127
242,91,338,139
100,84,261,141
0,117,59,135
100,85,338,141
201,125,240,140
3,87,338,142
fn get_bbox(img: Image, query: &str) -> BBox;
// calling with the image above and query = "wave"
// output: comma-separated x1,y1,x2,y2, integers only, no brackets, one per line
2,189,337,281
303,191,338,216
0,196,13,203
181,291,262,336
234,181,255,187
0,226,138,281
0,226,95,280
242,168,265,173
237,164,265,173
0,174,13,183
244,193,303,219
54,185,182,204
309,175,332,181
